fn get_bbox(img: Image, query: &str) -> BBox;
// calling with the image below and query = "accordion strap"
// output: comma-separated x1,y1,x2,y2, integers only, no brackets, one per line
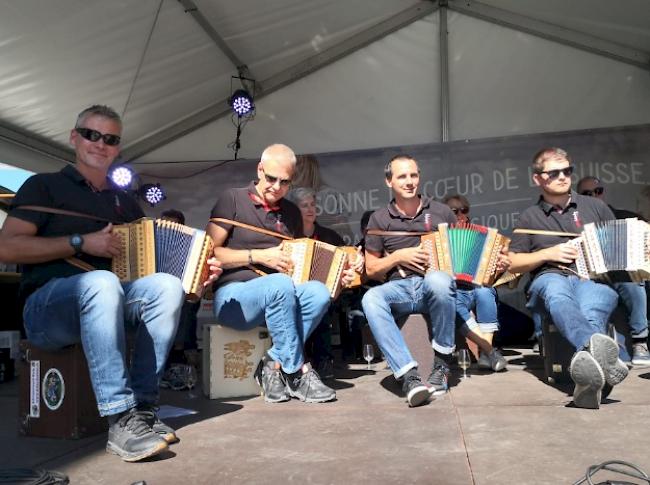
513,228,579,237
14,205,119,224
366,229,430,237
209,218,293,240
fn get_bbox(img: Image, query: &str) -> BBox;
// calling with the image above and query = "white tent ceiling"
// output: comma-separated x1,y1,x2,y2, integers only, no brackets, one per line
0,0,649,174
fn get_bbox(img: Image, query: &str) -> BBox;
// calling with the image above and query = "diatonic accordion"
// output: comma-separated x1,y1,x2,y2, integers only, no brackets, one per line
111,218,214,298
414,223,509,286
566,218,650,283
282,238,356,298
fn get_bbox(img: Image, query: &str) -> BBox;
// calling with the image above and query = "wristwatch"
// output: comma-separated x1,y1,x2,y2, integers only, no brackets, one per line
69,234,84,255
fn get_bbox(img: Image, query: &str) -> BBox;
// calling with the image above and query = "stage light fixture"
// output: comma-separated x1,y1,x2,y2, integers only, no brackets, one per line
139,183,166,207
109,165,134,189
229,89,254,117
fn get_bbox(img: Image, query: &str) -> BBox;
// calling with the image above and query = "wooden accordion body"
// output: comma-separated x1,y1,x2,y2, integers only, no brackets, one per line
111,218,214,298
282,238,356,298
418,223,509,287
567,218,650,283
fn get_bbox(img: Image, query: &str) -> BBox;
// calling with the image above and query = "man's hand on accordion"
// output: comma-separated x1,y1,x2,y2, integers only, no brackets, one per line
496,248,511,274
204,257,223,287
543,242,579,265
255,244,293,273
83,224,122,258
395,244,428,272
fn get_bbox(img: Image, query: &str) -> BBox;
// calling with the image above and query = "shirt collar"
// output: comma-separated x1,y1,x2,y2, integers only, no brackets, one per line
537,190,578,215
387,195,430,219
247,180,281,212
61,165,112,192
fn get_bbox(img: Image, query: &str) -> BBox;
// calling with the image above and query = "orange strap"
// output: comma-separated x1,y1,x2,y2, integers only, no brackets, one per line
209,217,293,240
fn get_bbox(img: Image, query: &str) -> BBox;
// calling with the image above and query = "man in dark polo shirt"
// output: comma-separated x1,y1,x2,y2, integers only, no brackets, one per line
0,105,221,461
509,147,628,409
208,144,344,404
576,176,650,366
361,154,458,407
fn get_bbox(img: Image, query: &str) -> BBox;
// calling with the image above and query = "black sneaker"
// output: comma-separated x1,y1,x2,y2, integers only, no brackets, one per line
589,334,628,386
254,355,290,403
427,358,450,396
569,350,605,409
285,364,336,403
401,369,431,408
315,359,335,380
137,404,179,444
106,408,168,462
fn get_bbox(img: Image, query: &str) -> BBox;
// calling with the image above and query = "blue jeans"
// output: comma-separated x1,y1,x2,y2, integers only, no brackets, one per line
613,282,649,339
456,287,499,333
527,273,618,351
361,272,456,378
213,273,331,374
23,271,184,417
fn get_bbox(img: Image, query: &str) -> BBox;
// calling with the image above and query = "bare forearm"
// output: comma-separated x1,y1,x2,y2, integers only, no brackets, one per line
508,250,548,274
365,252,400,281
0,235,75,264
213,246,254,269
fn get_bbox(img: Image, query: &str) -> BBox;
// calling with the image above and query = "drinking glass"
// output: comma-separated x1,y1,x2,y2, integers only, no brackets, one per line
458,349,471,379
363,344,374,370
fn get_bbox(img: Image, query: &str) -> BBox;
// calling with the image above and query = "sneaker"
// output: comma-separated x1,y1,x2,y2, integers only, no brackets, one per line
427,358,450,396
589,334,629,386
137,404,179,444
254,355,290,403
160,364,188,391
478,349,507,372
401,369,431,407
106,408,168,462
285,364,336,403
631,342,650,367
315,358,335,380
569,351,605,409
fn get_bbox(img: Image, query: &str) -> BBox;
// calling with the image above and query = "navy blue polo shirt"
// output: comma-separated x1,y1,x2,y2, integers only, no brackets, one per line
365,195,456,281
9,165,145,297
509,190,615,280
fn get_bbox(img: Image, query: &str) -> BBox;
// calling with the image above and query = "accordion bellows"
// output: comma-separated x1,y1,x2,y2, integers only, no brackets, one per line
567,218,650,283
282,238,355,298
417,223,509,287
111,218,214,298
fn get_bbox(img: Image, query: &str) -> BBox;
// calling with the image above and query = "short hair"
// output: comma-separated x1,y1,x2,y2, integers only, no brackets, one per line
384,154,418,180
360,210,374,233
75,105,122,129
160,209,185,225
443,194,470,209
286,187,316,205
576,176,601,192
261,144,297,169
531,147,571,174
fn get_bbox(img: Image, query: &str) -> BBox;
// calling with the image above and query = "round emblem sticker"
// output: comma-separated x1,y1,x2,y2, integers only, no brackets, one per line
42,368,65,411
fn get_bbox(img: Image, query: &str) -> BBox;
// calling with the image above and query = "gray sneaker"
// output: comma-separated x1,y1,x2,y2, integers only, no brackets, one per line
589,333,629,386
478,349,507,372
106,408,168,462
631,342,650,367
570,351,605,409
401,369,431,407
427,358,450,396
137,404,178,444
254,355,290,403
285,365,336,403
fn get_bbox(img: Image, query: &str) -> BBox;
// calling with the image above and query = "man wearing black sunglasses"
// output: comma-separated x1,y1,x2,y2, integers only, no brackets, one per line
576,176,650,367
509,147,628,409
0,105,221,461
208,144,355,405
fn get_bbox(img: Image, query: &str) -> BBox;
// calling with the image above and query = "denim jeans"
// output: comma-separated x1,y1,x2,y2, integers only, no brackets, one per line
361,271,456,378
456,287,499,333
527,273,618,351
213,273,331,374
613,282,649,339
23,271,184,417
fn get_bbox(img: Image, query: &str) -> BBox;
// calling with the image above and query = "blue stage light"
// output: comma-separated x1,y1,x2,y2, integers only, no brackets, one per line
109,166,134,189
230,89,254,117
140,183,166,206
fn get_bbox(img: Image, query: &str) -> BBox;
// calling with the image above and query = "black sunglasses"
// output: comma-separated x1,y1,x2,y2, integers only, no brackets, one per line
261,168,291,187
75,127,121,146
539,165,574,180
580,187,604,197
451,206,469,215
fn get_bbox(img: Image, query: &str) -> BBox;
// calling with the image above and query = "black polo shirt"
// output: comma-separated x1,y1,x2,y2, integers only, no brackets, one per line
365,195,456,281
312,223,344,246
210,181,303,288
509,190,615,280
9,165,145,298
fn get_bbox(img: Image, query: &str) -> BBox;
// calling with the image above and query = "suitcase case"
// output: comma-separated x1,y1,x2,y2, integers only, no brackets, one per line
202,324,271,399
18,341,106,439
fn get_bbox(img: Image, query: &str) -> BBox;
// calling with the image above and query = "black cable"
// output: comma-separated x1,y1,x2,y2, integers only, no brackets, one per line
0,468,69,484
572,460,650,485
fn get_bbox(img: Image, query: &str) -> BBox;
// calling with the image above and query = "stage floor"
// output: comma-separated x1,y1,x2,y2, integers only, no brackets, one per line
1,347,649,485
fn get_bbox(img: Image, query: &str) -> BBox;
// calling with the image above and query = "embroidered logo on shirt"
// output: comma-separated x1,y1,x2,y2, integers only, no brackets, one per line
573,211,582,228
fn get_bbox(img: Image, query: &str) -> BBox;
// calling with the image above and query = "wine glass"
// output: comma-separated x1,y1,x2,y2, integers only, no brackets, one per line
363,344,374,371
185,364,198,399
458,349,471,380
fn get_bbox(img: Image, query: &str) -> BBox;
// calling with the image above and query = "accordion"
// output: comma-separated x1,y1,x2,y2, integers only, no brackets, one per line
410,223,509,287
567,218,650,283
282,238,357,298
111,218,214,298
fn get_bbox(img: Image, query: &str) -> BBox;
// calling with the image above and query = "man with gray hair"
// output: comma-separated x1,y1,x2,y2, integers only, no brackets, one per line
208,144,349,404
